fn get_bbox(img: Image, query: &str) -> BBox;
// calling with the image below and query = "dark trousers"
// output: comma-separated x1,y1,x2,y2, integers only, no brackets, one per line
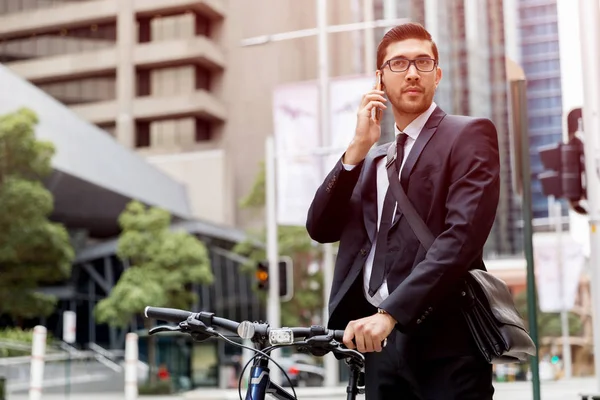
364,330,495,400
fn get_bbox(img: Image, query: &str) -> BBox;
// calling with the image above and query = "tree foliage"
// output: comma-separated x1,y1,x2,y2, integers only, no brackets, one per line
514,290,582,337
235,163,325,327
94,201,214,384
0,108,74,319
94,200,214,328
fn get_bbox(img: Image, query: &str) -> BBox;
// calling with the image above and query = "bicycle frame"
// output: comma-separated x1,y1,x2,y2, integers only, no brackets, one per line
245,356,295,400
244,353,363,400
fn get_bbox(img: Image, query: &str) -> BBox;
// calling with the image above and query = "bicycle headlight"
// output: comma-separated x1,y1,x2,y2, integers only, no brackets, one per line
269,328,294,345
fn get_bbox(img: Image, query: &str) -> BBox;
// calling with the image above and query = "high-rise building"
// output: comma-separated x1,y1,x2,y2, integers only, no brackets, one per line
505,0,564,219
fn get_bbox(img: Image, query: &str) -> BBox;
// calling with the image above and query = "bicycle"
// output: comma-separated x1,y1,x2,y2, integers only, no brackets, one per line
144,306,367,400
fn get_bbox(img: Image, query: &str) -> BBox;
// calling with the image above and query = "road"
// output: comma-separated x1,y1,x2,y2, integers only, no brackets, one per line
6,377,599,399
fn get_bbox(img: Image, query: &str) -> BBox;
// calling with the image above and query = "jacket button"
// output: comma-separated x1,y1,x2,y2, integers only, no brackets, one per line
360,249,367,256
429,307,433,312
417,319,422,324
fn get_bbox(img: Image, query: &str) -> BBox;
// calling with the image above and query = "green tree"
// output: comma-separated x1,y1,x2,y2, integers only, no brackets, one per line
514,290,582,337
0,108,74,320
234,161,325,327
94,200,213,384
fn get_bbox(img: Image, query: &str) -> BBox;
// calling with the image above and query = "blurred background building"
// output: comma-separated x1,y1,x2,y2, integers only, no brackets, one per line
504,0,564,220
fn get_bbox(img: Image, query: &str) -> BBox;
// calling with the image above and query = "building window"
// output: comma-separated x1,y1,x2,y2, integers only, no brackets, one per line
97,123,116,136
195,66,211,90
135,121,151,148
37,73,116,105
195,118,211,142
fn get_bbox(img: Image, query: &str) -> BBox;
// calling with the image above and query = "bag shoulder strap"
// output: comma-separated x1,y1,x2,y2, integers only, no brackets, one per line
385,142,434,250
385,142,488,272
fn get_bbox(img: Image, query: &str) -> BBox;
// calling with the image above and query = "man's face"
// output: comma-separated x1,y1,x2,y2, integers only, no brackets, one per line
380,38,442,116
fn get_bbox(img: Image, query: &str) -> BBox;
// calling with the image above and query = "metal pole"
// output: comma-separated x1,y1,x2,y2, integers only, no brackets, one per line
513,78,541,400
240,18,410,47
578,0,600,391
265,135,281,385
383,0,397,33
363,0,375,73
317,0,339,387
124,333,138,400
29,326,46,400
551,198,573,379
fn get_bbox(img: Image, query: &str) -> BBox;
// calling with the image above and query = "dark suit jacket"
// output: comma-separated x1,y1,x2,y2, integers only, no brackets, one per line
306,106,500,360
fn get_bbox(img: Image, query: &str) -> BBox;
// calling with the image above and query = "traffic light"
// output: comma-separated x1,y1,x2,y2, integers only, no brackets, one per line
256,261,269,291
537,138,585,201
538,142,562,198
255,257,293,301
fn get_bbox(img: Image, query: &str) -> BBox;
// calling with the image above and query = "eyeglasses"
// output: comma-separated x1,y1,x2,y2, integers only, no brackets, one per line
381,57,438,73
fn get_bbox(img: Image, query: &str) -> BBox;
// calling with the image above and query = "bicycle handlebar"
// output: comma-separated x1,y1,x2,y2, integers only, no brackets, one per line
144,306,346,343
144,305,366,400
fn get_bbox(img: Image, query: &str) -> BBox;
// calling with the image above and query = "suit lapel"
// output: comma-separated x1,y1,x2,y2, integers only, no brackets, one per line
392,106,447,228
400,106,447,186
361,144,388,244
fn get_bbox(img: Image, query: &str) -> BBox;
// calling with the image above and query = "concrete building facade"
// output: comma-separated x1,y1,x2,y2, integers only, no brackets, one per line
0,0,522,249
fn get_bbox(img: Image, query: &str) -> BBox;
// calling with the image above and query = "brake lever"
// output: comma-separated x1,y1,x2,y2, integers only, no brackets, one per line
303,333,337,357
180,317,217,343
333,346,365,364
149,325,181,335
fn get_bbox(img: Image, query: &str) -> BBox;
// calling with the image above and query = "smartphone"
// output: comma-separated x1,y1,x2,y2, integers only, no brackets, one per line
375,70,383,121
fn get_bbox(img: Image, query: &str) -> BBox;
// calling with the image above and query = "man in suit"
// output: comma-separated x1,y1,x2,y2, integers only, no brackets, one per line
306,23,500,399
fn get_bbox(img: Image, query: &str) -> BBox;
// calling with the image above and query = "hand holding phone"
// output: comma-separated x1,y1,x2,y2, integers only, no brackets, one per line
344,70,387,165
374,71,383,121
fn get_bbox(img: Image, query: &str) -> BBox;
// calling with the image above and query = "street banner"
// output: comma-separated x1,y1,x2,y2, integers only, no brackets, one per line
533,232,585,312
272,75,374,226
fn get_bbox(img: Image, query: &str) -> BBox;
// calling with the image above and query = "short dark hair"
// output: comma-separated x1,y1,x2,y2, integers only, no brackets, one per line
376,22,439,69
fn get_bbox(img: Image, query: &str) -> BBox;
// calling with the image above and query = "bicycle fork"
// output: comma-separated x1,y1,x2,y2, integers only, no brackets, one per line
245,356,295,400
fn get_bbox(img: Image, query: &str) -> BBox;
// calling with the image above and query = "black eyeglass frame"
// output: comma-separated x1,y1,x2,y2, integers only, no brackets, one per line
380,57,438,73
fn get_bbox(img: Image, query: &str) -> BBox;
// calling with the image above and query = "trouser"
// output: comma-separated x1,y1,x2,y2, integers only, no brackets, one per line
363,329,494,400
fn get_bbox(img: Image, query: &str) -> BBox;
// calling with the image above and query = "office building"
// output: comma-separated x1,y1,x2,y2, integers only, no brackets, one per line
504,0,564,219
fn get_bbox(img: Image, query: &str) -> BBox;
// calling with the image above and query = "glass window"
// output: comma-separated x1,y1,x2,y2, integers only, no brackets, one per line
527,77,561,92
519,5,557,20
527,96,562,110
529,114,562,127
522,41,559,56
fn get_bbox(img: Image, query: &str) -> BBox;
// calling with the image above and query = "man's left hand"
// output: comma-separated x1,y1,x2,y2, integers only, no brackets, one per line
342,312,396,353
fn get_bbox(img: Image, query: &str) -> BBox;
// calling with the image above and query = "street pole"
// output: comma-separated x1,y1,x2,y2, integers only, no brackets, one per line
511,78,541,400
363,0,375,73
240,18,409,47
317,0,339,387
265,135,281,385
383,0,397,33
550,196,572,378
578,0,600,391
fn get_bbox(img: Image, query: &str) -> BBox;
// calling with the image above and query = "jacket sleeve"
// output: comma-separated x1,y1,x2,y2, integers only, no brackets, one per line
305,155,364,243
380,118,500,331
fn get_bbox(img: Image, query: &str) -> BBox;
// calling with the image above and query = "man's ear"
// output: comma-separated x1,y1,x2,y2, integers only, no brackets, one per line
435,66,443,87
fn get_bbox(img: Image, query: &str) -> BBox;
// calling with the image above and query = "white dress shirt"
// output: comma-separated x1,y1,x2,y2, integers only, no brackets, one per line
342,102,437,307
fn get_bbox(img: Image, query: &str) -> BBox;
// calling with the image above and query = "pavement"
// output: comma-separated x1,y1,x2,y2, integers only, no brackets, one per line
6,377,600,399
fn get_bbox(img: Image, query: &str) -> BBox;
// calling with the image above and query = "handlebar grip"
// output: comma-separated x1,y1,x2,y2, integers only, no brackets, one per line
333,330,345,342
144,307,192,323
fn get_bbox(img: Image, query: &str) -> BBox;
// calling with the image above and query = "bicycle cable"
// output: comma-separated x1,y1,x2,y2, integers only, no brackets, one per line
213,331,299,400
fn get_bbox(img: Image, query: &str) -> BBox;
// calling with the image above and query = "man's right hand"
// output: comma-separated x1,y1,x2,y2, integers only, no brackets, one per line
343,87,387,165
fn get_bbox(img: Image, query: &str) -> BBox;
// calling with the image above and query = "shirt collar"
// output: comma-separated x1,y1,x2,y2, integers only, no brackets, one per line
394,101,438,141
